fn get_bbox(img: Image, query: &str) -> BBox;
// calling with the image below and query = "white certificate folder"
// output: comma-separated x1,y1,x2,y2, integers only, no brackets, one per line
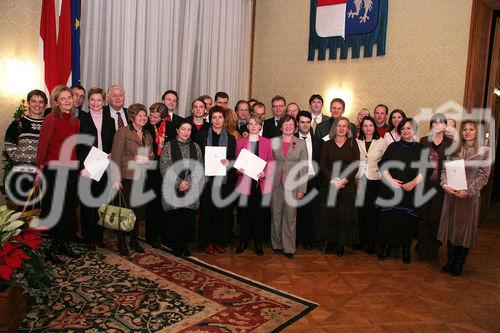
205,146,227,176
445,159,467,190
83,147,110,181
233,148,267,181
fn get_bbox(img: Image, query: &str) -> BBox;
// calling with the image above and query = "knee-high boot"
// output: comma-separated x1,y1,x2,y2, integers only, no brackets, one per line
451,246,469,277
117,231,129,256
129,223,145,253
441,241,456,273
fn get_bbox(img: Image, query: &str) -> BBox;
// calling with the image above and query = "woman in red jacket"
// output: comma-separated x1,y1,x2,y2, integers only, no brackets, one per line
36,86,81,265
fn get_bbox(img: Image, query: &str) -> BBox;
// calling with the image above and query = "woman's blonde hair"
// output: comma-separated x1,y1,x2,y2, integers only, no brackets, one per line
51,85,76,120
329,116,353,139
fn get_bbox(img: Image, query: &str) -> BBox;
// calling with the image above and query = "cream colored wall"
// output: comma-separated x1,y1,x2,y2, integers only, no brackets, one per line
0,0,42,203
251,0,472,132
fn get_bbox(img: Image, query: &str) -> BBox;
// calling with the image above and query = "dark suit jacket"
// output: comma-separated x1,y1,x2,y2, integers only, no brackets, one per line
262,117,281,138
103,105,129,131
295,133,323,190
315,118,357,140
197,128,237,190
77,110,116,168
185,116,210,143
164,113,184,142
237,122,248,136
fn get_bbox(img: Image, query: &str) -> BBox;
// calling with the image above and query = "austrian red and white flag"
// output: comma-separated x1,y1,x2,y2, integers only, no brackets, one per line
315,0,347,38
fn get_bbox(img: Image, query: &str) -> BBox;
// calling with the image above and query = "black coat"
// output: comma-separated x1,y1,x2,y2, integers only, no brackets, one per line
185,116,210,143
295,133,323,190
77,110,116,166
103,105,129,131
262,117,281,138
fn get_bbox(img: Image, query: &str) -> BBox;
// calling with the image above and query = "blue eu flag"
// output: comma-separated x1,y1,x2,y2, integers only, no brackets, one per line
71,0,81,85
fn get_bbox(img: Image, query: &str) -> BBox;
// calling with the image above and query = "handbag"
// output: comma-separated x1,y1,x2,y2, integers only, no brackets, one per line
98,190,136,232
21,186,42,221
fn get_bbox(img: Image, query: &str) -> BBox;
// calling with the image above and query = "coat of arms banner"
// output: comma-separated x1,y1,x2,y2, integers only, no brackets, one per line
308,0,388,60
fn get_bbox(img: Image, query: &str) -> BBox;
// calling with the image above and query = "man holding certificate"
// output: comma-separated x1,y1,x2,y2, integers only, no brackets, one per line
438,120,491,277
234,114,274,256
197,106,237,255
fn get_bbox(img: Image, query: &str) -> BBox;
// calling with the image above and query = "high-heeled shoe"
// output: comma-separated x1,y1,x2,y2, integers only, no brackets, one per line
378,245,390,261
255,243,264,257
325,241,335,255
59,242,81,259
45,251,64,265
336,245,345,257
401,245,411,264
235,242,247,254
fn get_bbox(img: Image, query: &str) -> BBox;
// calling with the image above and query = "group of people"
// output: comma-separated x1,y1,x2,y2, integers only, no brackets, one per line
3,86,491,278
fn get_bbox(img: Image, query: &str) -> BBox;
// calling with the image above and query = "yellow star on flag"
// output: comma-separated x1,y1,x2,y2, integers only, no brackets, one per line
74,18,80,30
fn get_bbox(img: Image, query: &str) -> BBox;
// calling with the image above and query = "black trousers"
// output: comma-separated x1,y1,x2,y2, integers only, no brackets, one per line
79,173,109,244
296,182,320,244
40,168,78,243
145,168,163,243
358,179,381,243
197,182,229,247
170,208,196,245
238,184,267,244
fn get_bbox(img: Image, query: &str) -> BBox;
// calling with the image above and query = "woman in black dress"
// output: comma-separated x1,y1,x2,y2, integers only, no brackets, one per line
377,118,427,264
319,116,360,256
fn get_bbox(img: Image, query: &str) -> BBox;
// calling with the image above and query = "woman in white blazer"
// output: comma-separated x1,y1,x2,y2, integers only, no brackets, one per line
356,116,388,253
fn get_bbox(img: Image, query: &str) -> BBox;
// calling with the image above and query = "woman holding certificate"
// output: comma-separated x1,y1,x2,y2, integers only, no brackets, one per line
197,106,237,254
377,118,426,264
234,114,274,256
77,87,115,250
160,119,204,257
438,120,491,276
111,103,154,256
271,114,308,259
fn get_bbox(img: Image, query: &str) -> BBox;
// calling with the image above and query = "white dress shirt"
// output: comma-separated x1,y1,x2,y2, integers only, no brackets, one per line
299,132,315,176
109,106,128,128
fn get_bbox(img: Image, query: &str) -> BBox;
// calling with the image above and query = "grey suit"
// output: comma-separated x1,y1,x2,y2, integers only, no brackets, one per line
270,136,308,254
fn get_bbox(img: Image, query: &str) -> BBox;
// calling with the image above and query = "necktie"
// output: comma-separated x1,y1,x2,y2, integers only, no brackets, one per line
116,112,125,128
312,117,318,132
302,136,307,140
166,112,172,122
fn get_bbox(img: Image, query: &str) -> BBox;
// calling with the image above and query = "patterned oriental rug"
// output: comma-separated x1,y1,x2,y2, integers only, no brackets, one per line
19,243,316,332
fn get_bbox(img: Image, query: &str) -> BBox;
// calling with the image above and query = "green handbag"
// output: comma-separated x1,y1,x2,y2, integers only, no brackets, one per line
98,190,136,232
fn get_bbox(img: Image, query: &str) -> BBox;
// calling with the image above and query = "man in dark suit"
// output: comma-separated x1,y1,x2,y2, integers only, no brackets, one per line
162,89,184,142
308,94,329,136
262,95,286,138
103,85,128,131
295,111,323,250
235,99,250,136
315,97,357,140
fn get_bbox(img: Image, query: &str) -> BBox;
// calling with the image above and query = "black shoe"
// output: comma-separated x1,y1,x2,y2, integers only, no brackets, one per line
272,248,282,254
45,251,64,265
284,253,294,259
117,233,129,256
255,243,264,256
59,243,81,259
325,241,335,255
451,246,469,277
181,245,191,257
336,245,345,257
235,242,248,254
352,243,362,251
172,245,183,257
303,241,313,251
366,242,375,254
70,235,85,244
378,245,390,261
130,240,145,253
148,239,161,249
401,245,411,264
441,241,456,273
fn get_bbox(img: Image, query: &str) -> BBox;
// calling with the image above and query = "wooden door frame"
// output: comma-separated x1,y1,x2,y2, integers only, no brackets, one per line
464,0,500,219
463,0,500,109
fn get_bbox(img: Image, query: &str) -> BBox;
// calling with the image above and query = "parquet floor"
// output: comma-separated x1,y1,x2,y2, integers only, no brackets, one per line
188,203,500,333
